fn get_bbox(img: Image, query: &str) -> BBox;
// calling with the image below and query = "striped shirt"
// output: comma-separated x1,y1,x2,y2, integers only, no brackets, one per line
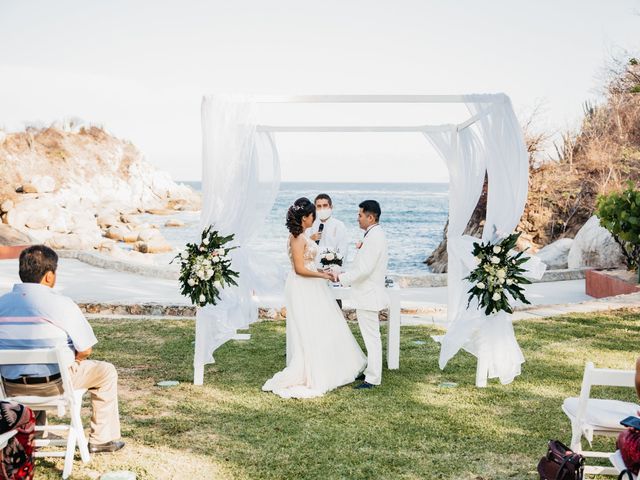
0,283,97,379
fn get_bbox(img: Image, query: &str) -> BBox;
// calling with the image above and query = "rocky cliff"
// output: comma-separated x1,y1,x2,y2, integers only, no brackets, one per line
426,57,640,272
0,122,200,257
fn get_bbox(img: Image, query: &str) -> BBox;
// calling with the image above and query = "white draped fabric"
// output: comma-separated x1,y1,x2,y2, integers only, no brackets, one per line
425,94,545,387
195,92,540,388
195,96,280,381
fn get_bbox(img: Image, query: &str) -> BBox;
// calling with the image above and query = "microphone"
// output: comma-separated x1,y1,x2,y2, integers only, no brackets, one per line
316,223,324,244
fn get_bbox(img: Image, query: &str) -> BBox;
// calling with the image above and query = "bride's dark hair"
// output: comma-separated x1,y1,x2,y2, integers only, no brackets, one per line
286,197,316,237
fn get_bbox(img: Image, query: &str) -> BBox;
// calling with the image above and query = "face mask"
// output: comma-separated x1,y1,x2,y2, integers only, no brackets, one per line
317,208,332,221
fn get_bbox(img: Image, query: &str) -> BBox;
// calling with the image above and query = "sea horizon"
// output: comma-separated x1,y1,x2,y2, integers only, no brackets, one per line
158,181,450,275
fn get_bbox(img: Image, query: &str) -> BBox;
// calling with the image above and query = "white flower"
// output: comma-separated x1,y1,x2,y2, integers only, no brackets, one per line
496,269,506,279
219,249,226,256
476,282,485,289
199,294,206,303
326,253,335,261
506,279,513,285
492,292,501,301
187,278,196,286
213,280,222,289
498,278,505,284
199,246,206,252
493,245,502,254
212,256,220,263
206,269,214,279
203,238,210,246
336,253,343,260
490,256,500,264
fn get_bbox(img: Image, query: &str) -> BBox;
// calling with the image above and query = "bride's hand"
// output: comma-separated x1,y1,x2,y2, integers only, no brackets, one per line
321,271,333,281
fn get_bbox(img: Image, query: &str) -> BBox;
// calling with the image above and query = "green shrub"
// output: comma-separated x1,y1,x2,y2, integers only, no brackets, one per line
596,182,640,277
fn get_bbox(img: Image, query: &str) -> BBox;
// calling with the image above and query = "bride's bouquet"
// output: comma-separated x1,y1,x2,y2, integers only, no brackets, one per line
464,232,531,315
173,226,239,307
319,249,344,268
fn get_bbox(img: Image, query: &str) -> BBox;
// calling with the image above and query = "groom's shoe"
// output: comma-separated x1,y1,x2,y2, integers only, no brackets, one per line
355,373,365,382
354,381,375,390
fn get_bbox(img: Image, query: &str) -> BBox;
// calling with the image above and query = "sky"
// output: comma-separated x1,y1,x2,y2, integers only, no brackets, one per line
0,1,638,183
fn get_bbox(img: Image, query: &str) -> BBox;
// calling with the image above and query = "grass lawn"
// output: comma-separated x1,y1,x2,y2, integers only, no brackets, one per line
35,309,640,479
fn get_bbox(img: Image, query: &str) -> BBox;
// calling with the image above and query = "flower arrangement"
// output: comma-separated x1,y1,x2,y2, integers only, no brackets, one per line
319,249,344,267
173,226,239,307
464,232,531,315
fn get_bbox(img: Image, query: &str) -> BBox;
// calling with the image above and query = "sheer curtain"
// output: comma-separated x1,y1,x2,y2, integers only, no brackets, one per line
195,95,280,384
425,94,545,387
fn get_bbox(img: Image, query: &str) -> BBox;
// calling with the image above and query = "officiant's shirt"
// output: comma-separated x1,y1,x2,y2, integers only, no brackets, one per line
306,216,348,259
0,283,98,379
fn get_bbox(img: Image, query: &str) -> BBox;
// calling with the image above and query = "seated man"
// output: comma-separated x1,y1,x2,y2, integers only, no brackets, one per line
0,245,124,453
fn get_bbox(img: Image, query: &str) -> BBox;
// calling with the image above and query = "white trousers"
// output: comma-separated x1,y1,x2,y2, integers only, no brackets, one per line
356,309,382,385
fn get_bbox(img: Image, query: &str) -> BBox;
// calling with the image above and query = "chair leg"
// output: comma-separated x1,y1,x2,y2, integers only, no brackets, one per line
570,424,583,452
62,426,76,479
71,406,90,463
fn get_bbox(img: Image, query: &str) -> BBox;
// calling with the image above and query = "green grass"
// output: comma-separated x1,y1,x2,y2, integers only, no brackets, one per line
36,310,640,479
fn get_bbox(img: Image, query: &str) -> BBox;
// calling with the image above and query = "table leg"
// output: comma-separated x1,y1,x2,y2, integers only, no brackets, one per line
387,291,400,369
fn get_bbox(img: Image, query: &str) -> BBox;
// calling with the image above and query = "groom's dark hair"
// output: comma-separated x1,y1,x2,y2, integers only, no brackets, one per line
314,193,332,206
359,200,381,222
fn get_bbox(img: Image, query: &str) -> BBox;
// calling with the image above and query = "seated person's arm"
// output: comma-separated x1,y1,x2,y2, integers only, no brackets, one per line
75,347,92,362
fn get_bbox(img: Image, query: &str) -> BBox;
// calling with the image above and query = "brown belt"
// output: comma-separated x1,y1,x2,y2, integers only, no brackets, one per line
4,373,61,385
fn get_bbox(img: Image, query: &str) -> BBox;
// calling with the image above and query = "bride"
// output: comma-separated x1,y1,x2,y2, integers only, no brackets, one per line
262,197,366,399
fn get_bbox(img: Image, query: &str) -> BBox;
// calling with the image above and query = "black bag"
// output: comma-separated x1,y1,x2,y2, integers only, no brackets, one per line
537,440,584,480
618,470,634,480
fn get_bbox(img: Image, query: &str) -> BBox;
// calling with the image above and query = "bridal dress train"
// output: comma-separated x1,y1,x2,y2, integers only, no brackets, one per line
262,235,366,399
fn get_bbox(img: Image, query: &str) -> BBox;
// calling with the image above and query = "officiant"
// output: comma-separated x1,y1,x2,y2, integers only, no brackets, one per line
306,193,348,261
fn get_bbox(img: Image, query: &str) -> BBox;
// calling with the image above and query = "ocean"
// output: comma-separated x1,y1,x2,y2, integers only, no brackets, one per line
156,182,449,275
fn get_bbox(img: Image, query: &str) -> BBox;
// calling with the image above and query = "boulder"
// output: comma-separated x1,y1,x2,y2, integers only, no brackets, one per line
535,238,574,270
120,214,140,225
19,184,38,194
164,218,185,228
567,216,626,269
134,239,173,254
96,215,120,229
122,230,140,243
30,175,56,193
45,233,95,250
0,225,33,246
137,228,163,242
0,200,14,213
104,225,129,242
145,208,174,216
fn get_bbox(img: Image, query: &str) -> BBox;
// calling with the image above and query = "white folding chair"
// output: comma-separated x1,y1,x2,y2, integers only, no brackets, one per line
0,429,17,449
0,346,90,479
562,362,638,477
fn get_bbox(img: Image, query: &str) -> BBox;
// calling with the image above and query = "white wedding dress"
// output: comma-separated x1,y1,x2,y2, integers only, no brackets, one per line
262,235,366,399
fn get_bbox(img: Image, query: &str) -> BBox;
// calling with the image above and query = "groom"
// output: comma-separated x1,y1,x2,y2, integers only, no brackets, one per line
338,200,389,390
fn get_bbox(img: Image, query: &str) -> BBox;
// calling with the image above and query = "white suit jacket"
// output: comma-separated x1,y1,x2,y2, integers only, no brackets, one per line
340,224,389,312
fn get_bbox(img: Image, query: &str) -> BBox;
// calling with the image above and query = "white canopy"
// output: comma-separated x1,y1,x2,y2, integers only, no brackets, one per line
195,94,545,387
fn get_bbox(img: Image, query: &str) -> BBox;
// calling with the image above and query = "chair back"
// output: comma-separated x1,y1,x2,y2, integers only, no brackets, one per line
0,346,76,402
575,362,636,429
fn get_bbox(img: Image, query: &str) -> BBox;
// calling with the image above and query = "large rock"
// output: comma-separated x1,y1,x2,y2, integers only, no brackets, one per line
535,238,574,270
134,239,173,254
136,228,163,242
45,233,95,250
567,216,626,269
0,200,14,213
0,225,33,246
104,225,130,242
165,218,185,228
